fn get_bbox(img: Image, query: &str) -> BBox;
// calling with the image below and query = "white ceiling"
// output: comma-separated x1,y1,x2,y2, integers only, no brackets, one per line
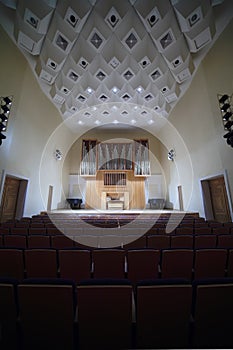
0,0,233,131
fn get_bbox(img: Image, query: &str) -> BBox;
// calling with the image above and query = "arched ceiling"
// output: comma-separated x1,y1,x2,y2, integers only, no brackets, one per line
0,0,233,131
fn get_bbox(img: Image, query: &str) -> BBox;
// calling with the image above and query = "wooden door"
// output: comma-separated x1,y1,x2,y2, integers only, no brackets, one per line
0,176,20,223
208,176,231,223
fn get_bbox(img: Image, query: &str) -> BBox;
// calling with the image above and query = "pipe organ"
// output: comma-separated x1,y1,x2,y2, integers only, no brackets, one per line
81,139,150,209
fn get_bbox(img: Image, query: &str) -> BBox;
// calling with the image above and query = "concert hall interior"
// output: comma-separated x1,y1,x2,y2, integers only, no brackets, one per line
0,0,233,349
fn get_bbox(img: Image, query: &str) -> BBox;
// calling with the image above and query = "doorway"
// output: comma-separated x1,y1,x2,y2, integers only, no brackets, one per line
0,175,28,223
201,174,232,223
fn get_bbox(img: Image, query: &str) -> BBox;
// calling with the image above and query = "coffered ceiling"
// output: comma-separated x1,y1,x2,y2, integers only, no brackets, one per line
0,0,233,130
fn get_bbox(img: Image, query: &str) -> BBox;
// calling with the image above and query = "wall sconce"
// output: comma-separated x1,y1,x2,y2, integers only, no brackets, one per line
0,95,13,145
218,93,233,148
168,149,175,161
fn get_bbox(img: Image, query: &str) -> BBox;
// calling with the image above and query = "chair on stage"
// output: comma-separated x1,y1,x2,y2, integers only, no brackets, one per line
18,279,76,350
58,249,91,283
92,249,125,279
77,279,133,349
192,278,233,348
161,249,194,280
24,249,58,278
0,278,19,350
136,279,192,349
0,249,24,281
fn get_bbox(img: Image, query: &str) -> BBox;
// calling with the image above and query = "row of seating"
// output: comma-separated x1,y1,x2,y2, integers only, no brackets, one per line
1,232,233,250
1,248,233,283
1,224,233,236
1,277,233,349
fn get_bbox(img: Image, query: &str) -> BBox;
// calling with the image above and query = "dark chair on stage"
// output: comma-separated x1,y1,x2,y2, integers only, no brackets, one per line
148,198,165,209
66,198,82,209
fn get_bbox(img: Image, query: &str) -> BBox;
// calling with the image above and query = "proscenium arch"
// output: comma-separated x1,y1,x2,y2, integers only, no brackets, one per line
39,102,194,246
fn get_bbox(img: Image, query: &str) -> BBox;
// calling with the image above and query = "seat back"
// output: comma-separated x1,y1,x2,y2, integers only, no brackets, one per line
194,234,217,249
193,279,233,348
24,249,58,278
136,280,192,349
194,249,227,279
18,280,75,350
0,249,24,281
77,280,132,349
170,235,193,249
92,249,125,278
127,249,160,285
0,278,19,349
4,235,27,249
27,235,51,249
58,249,91,283
147,235,170,250
161,249,193,280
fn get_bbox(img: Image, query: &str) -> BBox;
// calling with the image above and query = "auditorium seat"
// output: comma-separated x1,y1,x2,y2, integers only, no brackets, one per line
11,227,28,235
28,227,47,235
123,235,147,249
58,249,91,283
136,279,192,349
147,234,170,250
0,235,3,247
24,249,58,278
73,235,100,249
161,249,194,280
176,227,194,235
217,234,233,248
4,235,27,249
77,279,132,349
127,249,160,285
0,278,19,350
0,227,10,235
212,227,230,235
46,227,63,235
192,278,233,348
27,235,51,249
92,249,125,279
51,235,75,249
194,234,217,249
98,234,123,248
170,235,193,249
0,249,24,281
194,227,212,235
18,279,76,350
194,249,227,279
227,249,233,277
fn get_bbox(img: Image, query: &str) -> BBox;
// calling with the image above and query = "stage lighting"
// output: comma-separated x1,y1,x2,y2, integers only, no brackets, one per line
218,94,229,104
0,114,8,122
224,120,233,130
168,149,175,161
222,111,232,121
1,105,10,114
0,95,13,146
221,103,230,112
3,96,12,105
